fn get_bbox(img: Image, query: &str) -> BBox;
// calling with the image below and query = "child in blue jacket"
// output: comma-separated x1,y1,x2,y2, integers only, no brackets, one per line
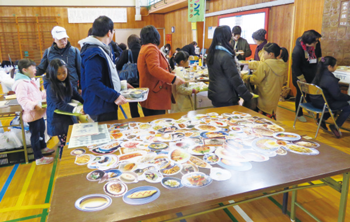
45,59,84,158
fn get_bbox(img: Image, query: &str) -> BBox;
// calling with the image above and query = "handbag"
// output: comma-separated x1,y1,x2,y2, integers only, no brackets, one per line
119,50,139,84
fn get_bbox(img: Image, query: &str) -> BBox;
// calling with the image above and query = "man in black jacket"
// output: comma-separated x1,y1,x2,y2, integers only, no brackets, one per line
230,26,252,60
181,41,199,56
292,30,322,122
37,26,81,89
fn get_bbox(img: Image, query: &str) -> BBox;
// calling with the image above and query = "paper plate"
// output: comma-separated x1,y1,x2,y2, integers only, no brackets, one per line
210,167,232,181
104,169,122,181
144,170,163,183
74,154,94,165
200,131,228,139
181,163,199,174
189,145,215,155
160,162,182,176
203,153,221,165
181,172,212,188
168,148,191,163
252,137,280,153
273,132,301,141
123,186,160,205
86,170,105,182
240,150,269,162
161,177,184,189
103,181,128,197
284,144,320,155
75,194,112,212
71,148,86,155
293,141,320,149
118,151,146,162
215,147,248,162
119,172,139,184
218,159,252,171
195,124,221,132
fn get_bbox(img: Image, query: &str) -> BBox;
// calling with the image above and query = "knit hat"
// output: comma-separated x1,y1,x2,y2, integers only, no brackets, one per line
252,29,267,41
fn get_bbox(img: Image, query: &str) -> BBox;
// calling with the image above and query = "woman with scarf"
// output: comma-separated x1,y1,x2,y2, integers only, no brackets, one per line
248,29,268,70
292,30,322,122
207,25,252,107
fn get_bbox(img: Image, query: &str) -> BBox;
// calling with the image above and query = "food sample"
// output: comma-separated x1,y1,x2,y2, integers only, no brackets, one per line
149,143,168,150
287,144,313,153
182,164,197,173
162,165,180,175
170,149,189,162
119,153,143,161
110,132,123,140
145,172,158,181
127,190,157,199
294,141,319,148
178,123,186,128
108,183,122,193
190,156,209,168
164,179,180,188
139,123,151,130
197,125,217,131
206,154,219,163
192,146,211,154
75,155,91,164
79,197,108,209
276,133,298,138
187,175,208,186
123,163,136,171
121,173,136,181
204,138,225,146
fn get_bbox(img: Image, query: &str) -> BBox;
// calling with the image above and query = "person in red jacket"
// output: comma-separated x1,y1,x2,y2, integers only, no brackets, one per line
137,26,185,116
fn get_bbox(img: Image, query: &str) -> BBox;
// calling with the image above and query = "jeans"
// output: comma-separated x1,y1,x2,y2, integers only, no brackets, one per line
28,118,46,160
130,102,140,118
142,107,166,117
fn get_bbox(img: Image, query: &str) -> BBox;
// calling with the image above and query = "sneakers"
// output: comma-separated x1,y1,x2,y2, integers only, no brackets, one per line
329,125,341,138
36,157,54,165
297,116,307,122
42,147,55,155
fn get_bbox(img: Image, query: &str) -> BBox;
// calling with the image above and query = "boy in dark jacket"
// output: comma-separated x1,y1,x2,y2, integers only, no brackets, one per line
78,16,127,122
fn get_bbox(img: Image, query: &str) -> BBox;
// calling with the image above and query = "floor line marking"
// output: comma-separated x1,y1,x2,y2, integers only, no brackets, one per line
0,164,19,202
175,212,187,222
0,204,50,213
16,162,36,207
4,213,43,222
218,202,239,222
228,200,253,222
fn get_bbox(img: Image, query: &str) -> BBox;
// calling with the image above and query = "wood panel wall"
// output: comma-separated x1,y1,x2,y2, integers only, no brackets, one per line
288,0,325,94
0,6,165,62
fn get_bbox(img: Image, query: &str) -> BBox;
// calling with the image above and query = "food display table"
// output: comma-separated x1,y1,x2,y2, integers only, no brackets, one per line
47,106,350,222
0,95,29,164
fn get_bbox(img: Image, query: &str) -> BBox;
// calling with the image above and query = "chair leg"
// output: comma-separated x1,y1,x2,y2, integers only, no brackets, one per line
315,111,326,139
329,110,342,137
293,103,302,129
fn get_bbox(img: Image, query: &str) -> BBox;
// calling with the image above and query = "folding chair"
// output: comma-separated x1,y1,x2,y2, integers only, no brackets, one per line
293,81,341,138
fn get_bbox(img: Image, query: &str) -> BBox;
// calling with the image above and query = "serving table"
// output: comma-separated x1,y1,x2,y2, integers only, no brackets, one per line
47,106,350,222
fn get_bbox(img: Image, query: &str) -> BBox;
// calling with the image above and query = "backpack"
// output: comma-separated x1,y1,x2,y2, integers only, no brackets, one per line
119,50,138,83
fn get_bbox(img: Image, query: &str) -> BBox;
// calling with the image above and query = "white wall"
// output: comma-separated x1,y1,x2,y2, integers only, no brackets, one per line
0,0,149,6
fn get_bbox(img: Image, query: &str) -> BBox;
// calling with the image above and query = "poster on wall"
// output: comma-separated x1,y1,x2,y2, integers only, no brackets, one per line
188,0,205,22
67,8,127,23
208,26,216,39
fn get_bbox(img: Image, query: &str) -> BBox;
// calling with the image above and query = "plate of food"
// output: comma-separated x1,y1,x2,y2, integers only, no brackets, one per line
232,111,251,118
171,141,193,149
119,161,138,172
109,131,124,140
293,141,320,149
160,162,182,176
86,170,106,182
210,120,227,127
273,132,301,141
240,150,269,162
229,126,243,132
203,138,226,146
148,142,168,150
144,170,163,183
75,154,94,165
118,151,146,162
267,124,285,132
195,125,220,132
119,147,150,155
206,112,219,118
218,158,252,171
215,147,247,162
161,177,183,189
121,141,142,149
252,128,275,137
119,172,138,184
147,155,171,169
210,167,232,181
109,123,129,131
189,156,212,168
284,144,319,155
139,123,152,130
71,148,86,155
75,194,112,212
175,118,189,124
120,88,149,102
158,126,178,133
123,186,160,205
104,169,122,180
252,137,280,153
133,166,158,180
276,147,288,155
177,123,188,129
200,131,228,139
151,118,175,125
181,172,212,188
103,181,128,197
169,148,191,163
181,163,199,174
89,141,120,152
189,145,215,155
203,153,221,164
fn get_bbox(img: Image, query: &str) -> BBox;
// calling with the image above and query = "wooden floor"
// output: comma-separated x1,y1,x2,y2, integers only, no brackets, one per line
0,96,350,221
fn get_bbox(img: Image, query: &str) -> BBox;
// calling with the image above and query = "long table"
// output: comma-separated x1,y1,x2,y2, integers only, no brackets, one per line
47,106,350,222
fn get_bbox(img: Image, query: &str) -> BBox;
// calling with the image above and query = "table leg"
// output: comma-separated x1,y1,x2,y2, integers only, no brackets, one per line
338,172,349,222
20,112,28,164
194,93,197,110
290,186,297,222
282,188,288,214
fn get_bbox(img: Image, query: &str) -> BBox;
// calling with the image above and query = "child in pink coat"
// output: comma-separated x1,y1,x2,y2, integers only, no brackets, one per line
12,59,55,165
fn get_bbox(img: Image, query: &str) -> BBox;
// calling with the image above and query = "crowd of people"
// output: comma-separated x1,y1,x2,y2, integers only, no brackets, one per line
12,15,350,165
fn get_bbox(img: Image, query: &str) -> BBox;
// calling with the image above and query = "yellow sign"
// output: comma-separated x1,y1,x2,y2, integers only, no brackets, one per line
191,22,197,30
